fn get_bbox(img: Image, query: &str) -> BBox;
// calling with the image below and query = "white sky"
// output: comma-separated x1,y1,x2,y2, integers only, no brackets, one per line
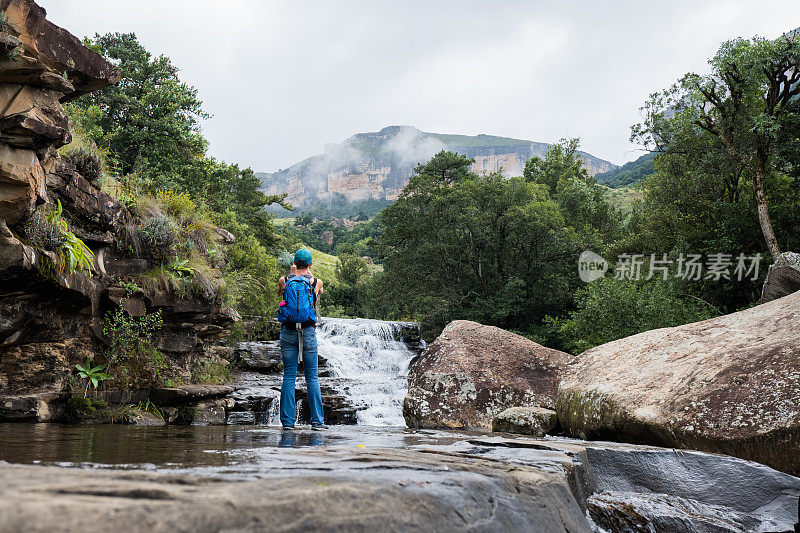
40,1,800,171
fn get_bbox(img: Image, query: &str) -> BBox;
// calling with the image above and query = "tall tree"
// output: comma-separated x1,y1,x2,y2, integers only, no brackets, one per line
634,34,800,259
75,32,209,187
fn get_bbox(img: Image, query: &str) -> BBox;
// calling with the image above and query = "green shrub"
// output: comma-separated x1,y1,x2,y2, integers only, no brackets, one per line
75,358,112,397
102,305,166,390
64,146,103,183
27,200,95,275
553,277,719,354
191,359,231,384
137,215,179,261
22,212,63,250
335,254,368,286
64,396,136,424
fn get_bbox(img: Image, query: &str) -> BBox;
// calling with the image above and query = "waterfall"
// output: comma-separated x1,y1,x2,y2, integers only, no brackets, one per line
229,318,420,427
316,318,417,426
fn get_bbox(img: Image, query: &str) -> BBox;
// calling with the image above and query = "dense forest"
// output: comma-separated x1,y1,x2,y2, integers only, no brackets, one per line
75,30,800,351
593,152,655,189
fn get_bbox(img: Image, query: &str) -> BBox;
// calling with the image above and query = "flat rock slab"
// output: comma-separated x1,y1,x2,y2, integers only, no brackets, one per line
0,448,591,533
150,385,234,405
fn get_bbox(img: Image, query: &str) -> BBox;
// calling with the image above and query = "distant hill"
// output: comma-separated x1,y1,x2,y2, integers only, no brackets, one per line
258,126,618,207
594,152,655,188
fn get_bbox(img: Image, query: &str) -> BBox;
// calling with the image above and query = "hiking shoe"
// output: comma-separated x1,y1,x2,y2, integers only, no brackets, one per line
311,424,329,431
282,425,295,431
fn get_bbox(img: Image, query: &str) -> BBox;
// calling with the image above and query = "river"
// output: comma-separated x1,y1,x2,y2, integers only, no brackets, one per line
0,318,797,531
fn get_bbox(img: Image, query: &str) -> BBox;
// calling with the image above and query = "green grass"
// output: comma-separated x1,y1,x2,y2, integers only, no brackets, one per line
306,246,339,283
427,132,544,148
303,245,382,284
272,217,295,227
603,186,643,214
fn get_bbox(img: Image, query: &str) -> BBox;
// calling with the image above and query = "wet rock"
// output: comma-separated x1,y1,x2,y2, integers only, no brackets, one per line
0,449,591,532
492,406,557,436
0,143,45,225
0,392,62,421
558,290,800,476
581,444,800,532
226,411,255,425
0,0,238,411
0,218,36,274
149,385,234,406
101,256,150,278
56,172,131,231
130,410,165,426
190,399,231,425
762,251,800,303
404,320,572,429
235,340,282,372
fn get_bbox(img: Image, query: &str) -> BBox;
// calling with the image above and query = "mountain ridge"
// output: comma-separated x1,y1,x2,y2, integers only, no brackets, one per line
259,126,618,207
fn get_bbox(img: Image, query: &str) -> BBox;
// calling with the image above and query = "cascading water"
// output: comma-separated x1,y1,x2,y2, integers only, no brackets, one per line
228,318,420,427
316,318,418,426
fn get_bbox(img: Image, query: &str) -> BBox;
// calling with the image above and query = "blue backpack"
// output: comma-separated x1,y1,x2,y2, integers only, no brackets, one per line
278,275,317,326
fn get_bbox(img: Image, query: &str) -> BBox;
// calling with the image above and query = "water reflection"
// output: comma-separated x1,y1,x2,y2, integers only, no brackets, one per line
278,431,325,448
0,423,485,471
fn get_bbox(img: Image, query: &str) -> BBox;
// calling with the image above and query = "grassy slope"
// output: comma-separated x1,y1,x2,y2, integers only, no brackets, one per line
303,245,382,285
603,186,643,213
305,246,339,283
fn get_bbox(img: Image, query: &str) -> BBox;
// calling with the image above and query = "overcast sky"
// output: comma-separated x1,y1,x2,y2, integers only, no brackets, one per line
41,1,800,171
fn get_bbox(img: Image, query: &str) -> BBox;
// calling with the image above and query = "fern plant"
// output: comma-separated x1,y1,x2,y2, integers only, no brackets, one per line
46,200,95,274
170,259,195,277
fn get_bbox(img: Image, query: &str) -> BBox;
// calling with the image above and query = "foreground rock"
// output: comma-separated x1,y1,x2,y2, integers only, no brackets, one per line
558,290,800,476
0,424,798,532
492,406,557,436
762,251,800,303
0,448,590,533
404,320,572,429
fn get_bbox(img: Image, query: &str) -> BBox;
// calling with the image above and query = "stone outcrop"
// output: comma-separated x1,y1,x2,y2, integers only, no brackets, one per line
0,1,238,421
762,251,800,303
259,125,618,208
492,406,557,436
558,290,800,476
403,320,573,429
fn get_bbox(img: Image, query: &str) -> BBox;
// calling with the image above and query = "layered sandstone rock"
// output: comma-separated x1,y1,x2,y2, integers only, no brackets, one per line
558,291,800,475
0,0,237,421
403,320,572,429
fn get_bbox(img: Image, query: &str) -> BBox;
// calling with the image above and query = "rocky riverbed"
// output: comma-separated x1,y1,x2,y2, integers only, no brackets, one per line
0,424,798,532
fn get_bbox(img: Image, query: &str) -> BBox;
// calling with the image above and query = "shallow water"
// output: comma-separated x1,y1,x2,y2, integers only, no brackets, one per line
0,423,481,473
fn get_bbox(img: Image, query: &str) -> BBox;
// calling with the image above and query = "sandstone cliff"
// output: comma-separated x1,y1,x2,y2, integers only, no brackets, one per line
259,125,618,207
0,0,238,421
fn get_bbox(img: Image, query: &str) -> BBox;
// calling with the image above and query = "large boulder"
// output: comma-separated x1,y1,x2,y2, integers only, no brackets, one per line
558,290,800,475
404,320,573,429
762,251,800,303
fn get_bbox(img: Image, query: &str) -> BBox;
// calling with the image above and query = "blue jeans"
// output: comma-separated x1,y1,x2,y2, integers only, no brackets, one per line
279,326,324,427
